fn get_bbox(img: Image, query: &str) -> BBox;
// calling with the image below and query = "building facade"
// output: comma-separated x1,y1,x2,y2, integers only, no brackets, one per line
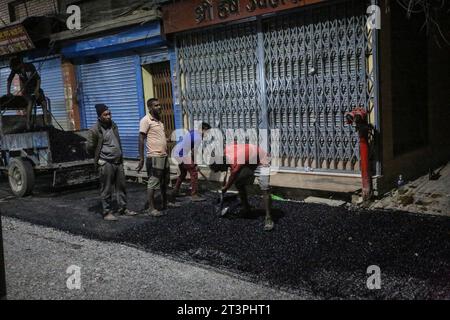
0,0,448,195
163,0,379,192
161,0,450,194
52,0,179,159
0,0,59,25
0,0,179,160
0,0,68,129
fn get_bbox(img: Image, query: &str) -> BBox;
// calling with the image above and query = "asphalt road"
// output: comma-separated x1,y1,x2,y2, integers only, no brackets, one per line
2,216,302,300
1,178,450,299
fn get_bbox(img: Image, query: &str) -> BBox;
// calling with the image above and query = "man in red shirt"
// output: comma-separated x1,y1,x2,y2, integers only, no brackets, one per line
209,143,274,231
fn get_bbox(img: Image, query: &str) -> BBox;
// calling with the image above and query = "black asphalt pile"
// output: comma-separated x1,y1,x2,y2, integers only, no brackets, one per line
0,95,28,110
47,127,90,163
1,182,450,299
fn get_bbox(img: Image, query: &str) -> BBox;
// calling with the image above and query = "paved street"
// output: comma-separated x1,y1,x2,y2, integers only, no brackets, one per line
1,178,450,299
2,216,302,300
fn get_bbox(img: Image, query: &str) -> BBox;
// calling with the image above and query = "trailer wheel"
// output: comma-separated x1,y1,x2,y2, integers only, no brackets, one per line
8,158,35,197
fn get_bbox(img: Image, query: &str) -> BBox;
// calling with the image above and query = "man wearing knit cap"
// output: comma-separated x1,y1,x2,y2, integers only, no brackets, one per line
87,103,137,221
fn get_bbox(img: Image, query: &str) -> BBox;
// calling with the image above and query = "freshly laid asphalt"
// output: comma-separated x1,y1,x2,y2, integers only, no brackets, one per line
1,179,449,300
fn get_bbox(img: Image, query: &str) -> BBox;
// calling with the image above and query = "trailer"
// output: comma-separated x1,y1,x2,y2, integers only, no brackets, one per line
0,95,97,197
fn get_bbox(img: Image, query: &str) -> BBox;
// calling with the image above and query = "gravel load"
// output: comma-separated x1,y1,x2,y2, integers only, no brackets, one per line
47,127,90,163
1,182,450,299
0,95,28,110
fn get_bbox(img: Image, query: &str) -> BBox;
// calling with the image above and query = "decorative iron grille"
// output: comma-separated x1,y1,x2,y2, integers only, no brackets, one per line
176,0,376,173
265,1,374,172
177,21,261,144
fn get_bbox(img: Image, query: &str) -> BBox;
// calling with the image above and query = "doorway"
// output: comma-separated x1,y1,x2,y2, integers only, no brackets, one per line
141,61,175,154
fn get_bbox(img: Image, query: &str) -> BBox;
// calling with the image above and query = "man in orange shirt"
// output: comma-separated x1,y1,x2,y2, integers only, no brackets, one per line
209,143,274,231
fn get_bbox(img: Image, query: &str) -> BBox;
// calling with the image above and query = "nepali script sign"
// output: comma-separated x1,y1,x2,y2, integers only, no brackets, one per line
0,24,34,56
162,0,326,34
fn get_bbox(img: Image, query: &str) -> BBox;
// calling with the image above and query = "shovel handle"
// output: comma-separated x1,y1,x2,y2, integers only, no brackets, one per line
197,167,208,180
222,170,228,187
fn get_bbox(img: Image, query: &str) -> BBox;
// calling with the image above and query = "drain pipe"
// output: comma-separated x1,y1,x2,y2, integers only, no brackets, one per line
0,212,6,300
346,107,373,200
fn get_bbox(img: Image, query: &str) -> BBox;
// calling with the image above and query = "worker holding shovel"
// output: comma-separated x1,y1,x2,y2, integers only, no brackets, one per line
209,143,274,232
171,122,211,202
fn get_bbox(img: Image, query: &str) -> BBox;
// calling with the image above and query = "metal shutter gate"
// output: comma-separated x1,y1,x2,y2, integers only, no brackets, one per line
176,0,376,173
264,1,374,172
177,22,261,145
35,58,68,130
78,55,141,158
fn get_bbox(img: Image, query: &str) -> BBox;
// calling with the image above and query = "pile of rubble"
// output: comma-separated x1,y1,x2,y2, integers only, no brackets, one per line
371,163,450,216
48,127,90,163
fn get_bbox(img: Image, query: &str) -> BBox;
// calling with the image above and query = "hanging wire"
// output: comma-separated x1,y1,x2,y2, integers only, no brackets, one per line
24,0,30,19
396,0,450,46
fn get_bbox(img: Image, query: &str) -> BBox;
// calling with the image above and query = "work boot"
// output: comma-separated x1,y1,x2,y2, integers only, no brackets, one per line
118,208,138,216
103,212,118,221
191,194,206,202
264,217,274,232
145,208,166,217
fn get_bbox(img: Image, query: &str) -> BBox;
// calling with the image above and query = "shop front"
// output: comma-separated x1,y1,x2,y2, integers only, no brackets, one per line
163,0,380,191
61,22,176,159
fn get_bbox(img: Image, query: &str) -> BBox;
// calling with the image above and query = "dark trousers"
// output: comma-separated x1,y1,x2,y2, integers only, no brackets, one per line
99,162,127,214
174,163,198,195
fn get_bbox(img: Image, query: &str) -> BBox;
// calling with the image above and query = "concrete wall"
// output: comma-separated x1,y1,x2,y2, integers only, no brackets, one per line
60,0,154,26
378,1,450,192
0,0,58,25
0,1,10,25
141,65,155,116
61,59,81,130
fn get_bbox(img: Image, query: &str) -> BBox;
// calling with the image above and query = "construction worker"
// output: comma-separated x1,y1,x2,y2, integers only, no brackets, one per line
171,122,211,202
137,98,180,216
6,56,50,129
209,143,274,231
87,104,138,221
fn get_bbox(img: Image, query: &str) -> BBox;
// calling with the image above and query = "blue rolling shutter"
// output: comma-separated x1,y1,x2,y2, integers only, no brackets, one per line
78,55,141,158
34,58,68,130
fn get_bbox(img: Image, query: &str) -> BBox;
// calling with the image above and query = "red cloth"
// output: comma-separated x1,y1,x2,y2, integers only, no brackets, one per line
224,144,268,175
174,163,198,195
